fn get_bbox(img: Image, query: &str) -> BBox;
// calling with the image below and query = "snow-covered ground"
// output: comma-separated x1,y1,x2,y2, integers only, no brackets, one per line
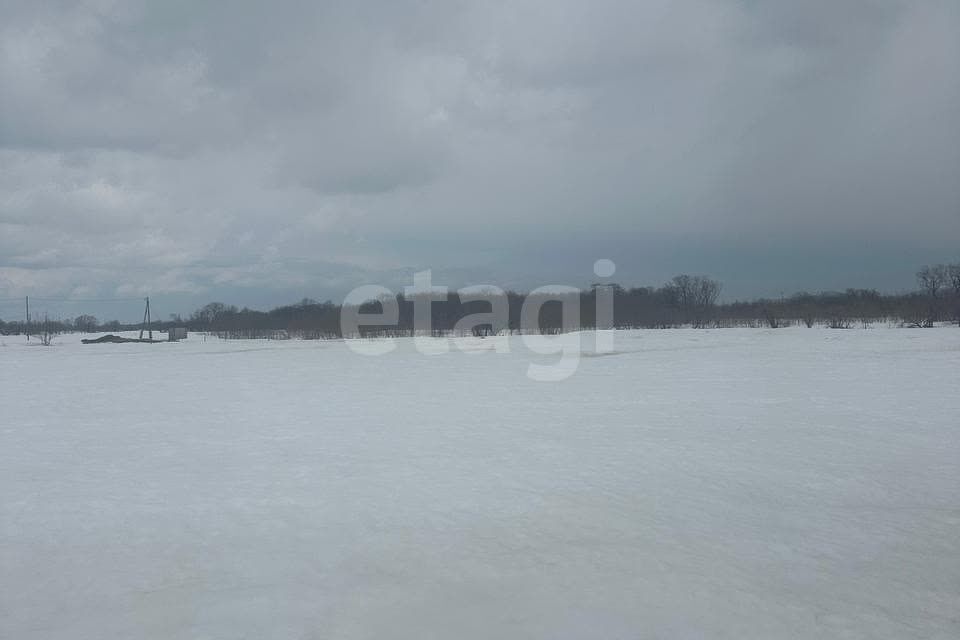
1,328,958,639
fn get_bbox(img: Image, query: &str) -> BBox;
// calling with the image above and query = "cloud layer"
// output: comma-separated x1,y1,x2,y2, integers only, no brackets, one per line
2,0,958,316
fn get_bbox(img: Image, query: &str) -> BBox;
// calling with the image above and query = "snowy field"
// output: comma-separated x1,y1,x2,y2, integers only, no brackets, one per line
1,327,958,639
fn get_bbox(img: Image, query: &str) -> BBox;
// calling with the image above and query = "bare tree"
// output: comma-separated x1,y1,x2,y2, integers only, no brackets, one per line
917,265,947,298
667,274,722,327
916,264,948,326
39,315,56,346
668,275,694,310
949,262,960,326
693,276,722,309
74,315,98,333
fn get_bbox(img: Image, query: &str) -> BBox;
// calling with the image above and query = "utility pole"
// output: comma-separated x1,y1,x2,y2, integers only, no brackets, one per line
139,296,153,341
25,296,30,341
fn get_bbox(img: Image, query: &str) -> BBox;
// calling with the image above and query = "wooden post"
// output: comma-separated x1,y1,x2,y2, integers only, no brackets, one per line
139,297,149,340
25,296,30,341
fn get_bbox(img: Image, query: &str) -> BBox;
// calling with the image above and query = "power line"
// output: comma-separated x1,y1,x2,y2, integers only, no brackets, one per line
0,296,158,327
13,296,148,303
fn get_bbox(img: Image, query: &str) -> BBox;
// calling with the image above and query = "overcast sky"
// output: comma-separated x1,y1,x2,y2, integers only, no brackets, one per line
2,0,958,320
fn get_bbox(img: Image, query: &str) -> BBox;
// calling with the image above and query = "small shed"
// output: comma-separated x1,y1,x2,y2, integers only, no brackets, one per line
168,327,188,342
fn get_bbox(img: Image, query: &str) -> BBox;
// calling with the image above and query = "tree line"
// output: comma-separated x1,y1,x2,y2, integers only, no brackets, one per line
2,263,958,339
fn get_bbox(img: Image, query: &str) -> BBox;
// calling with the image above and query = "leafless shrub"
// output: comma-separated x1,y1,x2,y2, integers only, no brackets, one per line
762,306,782,329
827,315,852,329
39,316,56,346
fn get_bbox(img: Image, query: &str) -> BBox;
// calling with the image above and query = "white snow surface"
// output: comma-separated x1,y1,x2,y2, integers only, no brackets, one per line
1,328,958,639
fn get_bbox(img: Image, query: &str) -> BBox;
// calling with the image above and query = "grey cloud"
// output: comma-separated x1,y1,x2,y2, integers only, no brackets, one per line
1,0,957,315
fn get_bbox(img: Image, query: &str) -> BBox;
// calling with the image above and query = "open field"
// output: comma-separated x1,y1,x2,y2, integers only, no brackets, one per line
2,328,958,639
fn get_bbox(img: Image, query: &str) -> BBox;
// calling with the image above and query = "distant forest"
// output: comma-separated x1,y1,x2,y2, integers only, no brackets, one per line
3,262,959,339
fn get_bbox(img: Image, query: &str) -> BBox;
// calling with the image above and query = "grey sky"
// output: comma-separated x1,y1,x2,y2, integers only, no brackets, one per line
1,0,958,320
